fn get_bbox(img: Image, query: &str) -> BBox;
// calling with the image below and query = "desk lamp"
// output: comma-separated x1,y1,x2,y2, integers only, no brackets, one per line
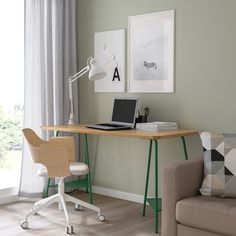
68,57,106,125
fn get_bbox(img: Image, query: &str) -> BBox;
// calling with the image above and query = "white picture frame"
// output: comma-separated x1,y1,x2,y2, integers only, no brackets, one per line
94,29,125,92
128,10,175,93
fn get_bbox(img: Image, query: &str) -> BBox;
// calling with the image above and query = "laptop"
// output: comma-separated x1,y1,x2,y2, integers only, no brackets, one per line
86,97,139,131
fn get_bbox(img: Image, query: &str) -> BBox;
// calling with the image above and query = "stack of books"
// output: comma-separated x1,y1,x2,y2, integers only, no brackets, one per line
136,122,178,132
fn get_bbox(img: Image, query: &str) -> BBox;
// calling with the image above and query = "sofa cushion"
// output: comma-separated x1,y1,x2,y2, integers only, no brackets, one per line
176,195,236,236
200,132,236,197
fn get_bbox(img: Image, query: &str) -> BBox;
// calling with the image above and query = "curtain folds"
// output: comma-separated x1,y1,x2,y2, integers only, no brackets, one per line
20,0,77,197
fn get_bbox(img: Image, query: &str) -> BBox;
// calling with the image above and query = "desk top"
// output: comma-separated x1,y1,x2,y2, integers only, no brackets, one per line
42,124,198,140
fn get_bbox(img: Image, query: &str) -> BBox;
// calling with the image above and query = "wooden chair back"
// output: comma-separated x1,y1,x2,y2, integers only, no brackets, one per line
22,128,75,177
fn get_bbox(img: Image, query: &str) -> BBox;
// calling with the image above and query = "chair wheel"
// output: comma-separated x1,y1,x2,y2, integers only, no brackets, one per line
66,224,74,234
98,214,105,222
20,221,28,229
75,204,82,211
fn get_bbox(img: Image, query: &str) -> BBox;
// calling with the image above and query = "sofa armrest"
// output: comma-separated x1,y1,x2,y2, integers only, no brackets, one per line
161,158,204,236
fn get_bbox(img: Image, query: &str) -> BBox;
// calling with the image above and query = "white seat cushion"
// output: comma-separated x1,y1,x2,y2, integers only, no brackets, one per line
69,162,89,176
38,162,89,177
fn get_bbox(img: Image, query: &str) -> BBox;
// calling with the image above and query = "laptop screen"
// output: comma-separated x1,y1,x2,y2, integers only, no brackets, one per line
111,98,138,126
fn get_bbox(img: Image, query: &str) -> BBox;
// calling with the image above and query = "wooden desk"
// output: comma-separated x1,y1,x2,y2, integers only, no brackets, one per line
42,124,198,233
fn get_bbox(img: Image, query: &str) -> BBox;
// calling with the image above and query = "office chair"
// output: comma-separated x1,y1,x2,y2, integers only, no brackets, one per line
20,128,105,234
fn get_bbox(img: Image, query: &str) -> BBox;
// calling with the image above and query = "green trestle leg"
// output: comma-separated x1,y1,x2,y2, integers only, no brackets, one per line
85,134,93,204
142,140,153,216
154,140,158,233
181,136,188,160
143,137,189,233
142,139,160,233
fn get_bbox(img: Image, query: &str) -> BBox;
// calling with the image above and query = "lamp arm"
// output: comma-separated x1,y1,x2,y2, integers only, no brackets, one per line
69,57,94,83
68,79,75,125
69,66,90,83
67,57,97,125
68,65,90,125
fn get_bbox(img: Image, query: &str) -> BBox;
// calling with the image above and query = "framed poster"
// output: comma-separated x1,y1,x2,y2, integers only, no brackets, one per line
128,10,175,93
94,29,125,92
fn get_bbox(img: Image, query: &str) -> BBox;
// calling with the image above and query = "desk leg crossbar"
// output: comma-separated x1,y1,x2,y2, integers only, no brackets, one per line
142,136,189,233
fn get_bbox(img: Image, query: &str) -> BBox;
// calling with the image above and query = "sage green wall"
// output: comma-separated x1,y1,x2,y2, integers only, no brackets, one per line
76,0,236,196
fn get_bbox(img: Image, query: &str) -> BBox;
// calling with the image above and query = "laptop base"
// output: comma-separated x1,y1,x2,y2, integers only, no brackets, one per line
86,123,132,131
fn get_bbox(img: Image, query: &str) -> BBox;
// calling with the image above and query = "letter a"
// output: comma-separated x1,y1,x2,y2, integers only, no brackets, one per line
112,67,120,82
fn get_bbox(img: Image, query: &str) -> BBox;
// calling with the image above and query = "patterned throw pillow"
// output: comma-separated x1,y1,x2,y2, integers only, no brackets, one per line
200,131,236,197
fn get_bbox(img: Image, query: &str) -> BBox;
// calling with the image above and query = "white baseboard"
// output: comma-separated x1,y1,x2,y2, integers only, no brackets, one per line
92,185,144,204
0,187,19,205
0,195,19,205
0,186,145,205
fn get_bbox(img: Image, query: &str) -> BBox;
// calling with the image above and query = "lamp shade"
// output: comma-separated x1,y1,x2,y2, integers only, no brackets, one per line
88,58,107,81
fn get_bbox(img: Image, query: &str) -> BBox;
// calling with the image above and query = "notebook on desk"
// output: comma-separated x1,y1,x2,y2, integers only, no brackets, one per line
86,97,139,131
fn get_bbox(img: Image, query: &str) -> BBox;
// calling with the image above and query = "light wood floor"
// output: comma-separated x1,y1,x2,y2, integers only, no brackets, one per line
0,191,161,236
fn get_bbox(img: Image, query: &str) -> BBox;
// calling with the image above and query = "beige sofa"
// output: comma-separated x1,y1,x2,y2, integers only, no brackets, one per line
162,158,236,236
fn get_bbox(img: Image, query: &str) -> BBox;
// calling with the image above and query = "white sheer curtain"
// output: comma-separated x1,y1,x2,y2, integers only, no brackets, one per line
20,0,78,197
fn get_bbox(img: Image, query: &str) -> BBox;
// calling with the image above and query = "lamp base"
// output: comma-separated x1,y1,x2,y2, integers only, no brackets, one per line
68,114,74,125
68,120,74,125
